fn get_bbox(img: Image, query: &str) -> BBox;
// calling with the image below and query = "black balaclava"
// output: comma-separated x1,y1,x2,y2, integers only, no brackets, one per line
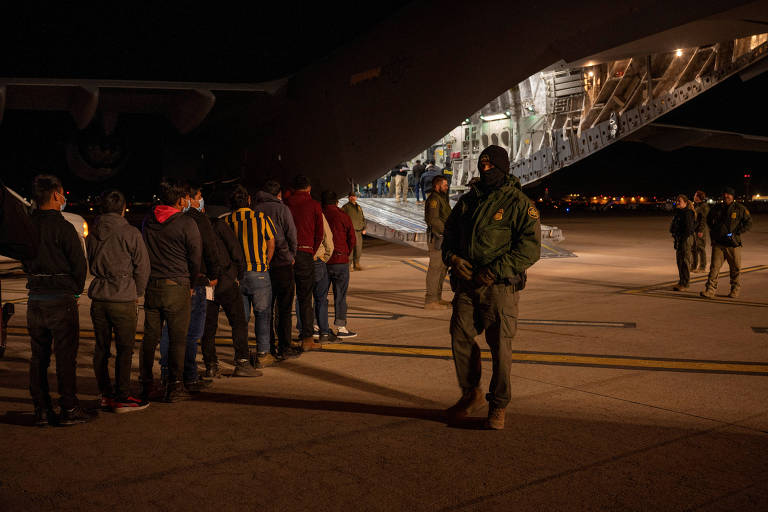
477,145,510,190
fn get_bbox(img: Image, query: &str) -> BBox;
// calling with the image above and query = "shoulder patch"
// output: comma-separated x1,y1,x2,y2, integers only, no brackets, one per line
527,205,540,220
493,208,504,221
429,200,437,208
731,212,738,219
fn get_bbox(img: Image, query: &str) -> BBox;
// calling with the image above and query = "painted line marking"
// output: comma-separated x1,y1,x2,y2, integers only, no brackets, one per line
317,342,768,376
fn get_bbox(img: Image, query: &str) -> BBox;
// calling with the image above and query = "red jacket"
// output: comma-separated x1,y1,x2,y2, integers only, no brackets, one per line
284,190,323,255
322,204,356,265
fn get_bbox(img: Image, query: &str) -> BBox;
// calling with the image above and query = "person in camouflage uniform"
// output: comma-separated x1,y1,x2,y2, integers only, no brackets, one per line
424,174,452,309
701,187,752,299
691,190,709,273
442,145,541,430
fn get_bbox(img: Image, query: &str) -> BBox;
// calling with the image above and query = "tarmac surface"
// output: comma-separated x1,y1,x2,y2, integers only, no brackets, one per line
1,213,767,511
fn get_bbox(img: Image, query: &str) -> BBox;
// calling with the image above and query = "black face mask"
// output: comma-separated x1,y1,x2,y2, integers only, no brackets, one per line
479,167,506,190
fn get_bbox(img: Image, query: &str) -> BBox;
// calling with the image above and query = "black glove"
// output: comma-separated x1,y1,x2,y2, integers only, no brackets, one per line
473,266,495,287
450,255,473,281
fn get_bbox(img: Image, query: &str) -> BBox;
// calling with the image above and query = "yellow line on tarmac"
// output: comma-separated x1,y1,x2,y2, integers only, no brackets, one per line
319,343,768,375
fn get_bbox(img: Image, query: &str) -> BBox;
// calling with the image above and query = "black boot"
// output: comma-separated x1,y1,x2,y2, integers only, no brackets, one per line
163,380,192,403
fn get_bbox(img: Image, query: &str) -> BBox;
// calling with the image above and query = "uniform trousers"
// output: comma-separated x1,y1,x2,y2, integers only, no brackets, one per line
691,233,707,271
675,235,693,287
425,246,447,304
352,231,363,266
450,281,519,408
706,244,742,291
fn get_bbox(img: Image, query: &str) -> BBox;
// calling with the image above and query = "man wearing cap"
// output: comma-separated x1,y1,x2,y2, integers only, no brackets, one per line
341,191,366,271
442,145,541,430
424,174,451,309
701,187,752,299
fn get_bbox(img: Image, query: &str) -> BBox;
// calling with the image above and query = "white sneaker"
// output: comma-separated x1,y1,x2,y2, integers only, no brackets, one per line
335,326,358,339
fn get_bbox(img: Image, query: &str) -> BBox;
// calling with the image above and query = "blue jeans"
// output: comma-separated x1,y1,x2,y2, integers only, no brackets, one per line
241,271,272,353
295,260,331,334
415,181,425,201
325,263,350,327
377,178,386,197
160,285,206,383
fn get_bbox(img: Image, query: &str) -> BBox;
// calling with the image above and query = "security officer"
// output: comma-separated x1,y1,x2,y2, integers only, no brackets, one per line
691,190,709,273
341,191,366,270
424,174,452,309
701,186,752,298
442,145,540,430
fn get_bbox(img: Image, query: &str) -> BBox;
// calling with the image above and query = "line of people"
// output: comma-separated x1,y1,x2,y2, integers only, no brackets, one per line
670,187,752,296
22,173,363,426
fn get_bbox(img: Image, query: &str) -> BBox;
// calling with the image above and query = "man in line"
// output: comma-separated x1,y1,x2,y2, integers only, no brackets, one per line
393,164,409,203
23,174,89,426
225,186,277,365
443,146,540,430
88,189,151,413
424,175,452,309
700,187,752,299
252,180,297,364
341,191,366,271
295,209,335,341
140,178,202,403
200,212,262,378
412,160,426,203
159,181,224,390
420,160,443,197
320,191,358,339
284,175,324,353
692,190,709,273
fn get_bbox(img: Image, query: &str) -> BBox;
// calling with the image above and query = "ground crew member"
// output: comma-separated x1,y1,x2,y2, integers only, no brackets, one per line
341,191,366,271
701,186,752,298
424,175,451,309
692,190,709,272
442,145,540,430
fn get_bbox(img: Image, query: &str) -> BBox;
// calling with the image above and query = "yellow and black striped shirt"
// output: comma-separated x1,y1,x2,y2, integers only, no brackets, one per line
225,208,275,272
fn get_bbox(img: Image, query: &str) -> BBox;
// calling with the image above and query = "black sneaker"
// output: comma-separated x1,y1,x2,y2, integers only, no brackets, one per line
318,332,339,343
112,396,150,414
183,381,206,394
282,345,303,359
163,382,192,403
204,363,223,379
59,406,93,426
34,406,57,427
335,327,357,339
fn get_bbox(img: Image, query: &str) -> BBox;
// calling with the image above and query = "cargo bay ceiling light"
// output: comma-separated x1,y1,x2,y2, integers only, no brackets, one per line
675,49,683,57
480,112,511,121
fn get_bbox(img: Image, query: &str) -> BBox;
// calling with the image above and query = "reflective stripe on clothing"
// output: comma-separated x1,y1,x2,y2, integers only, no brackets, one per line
225,208,275,272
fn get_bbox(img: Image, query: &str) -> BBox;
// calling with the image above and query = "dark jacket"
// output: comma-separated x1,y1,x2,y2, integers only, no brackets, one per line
284,190,324,255
142,205,202,288
186,208,223,287
341,201,366,231
420,167,443,195
253,190,297,266
22,209,87,297
443,174,540,281
412,163,426,182
693,201,710,235
425,190,451,250
87,213,150,301
670,208,695,246
707,201,752,247
322,204,356,265
209,217,245,296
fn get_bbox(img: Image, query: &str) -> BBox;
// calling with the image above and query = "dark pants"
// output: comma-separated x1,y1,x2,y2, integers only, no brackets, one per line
27,296,79,409
270,264,295,354
141,279,191,385
325,263,350,327
91,300,138,400
201,283,250,365
706,244,742,291
675,236,693,286
692,233,707,271
294,252,316,339
450,282,519,409
159,285,207,382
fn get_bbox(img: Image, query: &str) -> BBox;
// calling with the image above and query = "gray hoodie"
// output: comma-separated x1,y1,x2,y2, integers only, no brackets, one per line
87,213,150,301
252,190,297,267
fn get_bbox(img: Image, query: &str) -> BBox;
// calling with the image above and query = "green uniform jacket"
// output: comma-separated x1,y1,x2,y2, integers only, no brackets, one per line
694,201,710,235
341,201,366,231
442,175,541,279
425,190,451,249
706,201,752,247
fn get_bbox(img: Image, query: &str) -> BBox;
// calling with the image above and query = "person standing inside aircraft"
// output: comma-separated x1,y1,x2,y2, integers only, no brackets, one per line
700,187,752,299
284,175,324,353
393,163,409,203
670,194,695,292
341,191,366,271
252,180,297,364
23,174,89,426
442,146,540,430
88,189,151,413
321,190,358,339
691,190,709,273
420,160,443,196
412,160,426,203
424,175,452,309
140,178,202,403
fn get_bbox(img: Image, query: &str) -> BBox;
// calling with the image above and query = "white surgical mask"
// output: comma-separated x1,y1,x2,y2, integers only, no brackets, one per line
195,197,205,212
183,198,191,212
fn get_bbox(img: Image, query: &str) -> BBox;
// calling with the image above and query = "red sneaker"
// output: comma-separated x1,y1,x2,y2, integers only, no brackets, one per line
99,395,113,411
112,396,150,414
